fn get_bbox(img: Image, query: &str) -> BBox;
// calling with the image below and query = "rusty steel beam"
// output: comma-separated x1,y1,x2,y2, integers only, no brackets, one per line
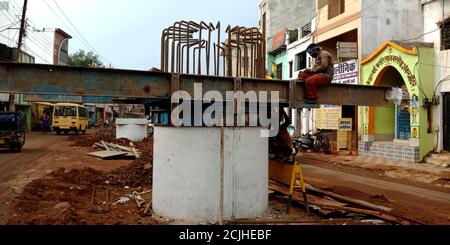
21,94,159,104
0,62,392,107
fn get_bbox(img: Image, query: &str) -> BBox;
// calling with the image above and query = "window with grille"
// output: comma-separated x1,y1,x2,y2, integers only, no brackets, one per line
301,23,312,38
295,52,307,71
289,61,293,78
442,19,450,50
328,0,345,20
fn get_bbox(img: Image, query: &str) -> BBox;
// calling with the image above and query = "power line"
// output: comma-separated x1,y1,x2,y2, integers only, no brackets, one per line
43,0,109,64
1,8,19,23
27,23,53,44
25,34,53,56
0,33,14,43
9,0,53,44
0,22,19,47
51,0,109,64
400,28,441,42
26,26,52,47
23,44,50,64
0,21,18,33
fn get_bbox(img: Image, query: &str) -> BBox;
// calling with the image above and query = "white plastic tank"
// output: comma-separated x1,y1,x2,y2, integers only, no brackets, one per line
153,126,268,222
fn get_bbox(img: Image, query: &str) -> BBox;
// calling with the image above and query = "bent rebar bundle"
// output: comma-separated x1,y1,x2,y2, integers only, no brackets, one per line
161,21,265,78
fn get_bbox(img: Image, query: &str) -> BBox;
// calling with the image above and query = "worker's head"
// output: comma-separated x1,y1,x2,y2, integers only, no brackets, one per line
306,43,321,58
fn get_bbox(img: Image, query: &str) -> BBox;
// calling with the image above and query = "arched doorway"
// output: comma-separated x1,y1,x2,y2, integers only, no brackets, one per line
369,66,411,141
360,41,436,163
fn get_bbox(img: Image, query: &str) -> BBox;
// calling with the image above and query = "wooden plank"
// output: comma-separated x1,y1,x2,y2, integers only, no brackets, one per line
101,141,111,151
129,142,140,159
270,181,423,225
105,142,139,153
305,184,393,212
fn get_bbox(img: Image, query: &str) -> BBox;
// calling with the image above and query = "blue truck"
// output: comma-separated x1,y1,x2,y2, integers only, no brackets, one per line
0,112,26,152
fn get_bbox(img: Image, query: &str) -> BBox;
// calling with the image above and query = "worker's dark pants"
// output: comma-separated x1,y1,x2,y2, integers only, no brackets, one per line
298,72,330,100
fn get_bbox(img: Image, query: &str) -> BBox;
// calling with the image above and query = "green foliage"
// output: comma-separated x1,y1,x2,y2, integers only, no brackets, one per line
68,50,104,67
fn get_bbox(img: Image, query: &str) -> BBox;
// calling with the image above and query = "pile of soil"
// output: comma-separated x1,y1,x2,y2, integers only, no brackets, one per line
8,137,156,225
107,160,152,188
68,130,116,147
8,166,156,225
68,129,134,147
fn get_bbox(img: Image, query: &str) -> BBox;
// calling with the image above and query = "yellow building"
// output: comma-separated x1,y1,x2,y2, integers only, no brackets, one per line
315,0,361,62
313,0,362,151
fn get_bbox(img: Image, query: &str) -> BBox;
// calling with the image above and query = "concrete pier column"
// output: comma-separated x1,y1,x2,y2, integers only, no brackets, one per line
152,126,268,222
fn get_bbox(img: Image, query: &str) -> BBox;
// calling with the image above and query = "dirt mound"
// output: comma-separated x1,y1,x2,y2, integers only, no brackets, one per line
8,166,156,225
105,138,153,187
50,167,105,185
68,129,129,147
8,138,155,225
107,162,152,188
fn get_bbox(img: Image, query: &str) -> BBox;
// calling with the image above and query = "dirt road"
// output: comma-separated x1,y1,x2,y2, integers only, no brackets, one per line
302,164,450,224
0,133,68,183
0,132,69,224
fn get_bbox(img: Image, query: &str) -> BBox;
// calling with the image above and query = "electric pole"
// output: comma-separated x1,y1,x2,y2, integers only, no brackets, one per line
15,0,28,62
9,0,28,112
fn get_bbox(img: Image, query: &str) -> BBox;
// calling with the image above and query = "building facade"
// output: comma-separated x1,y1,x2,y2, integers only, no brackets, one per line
259,0,316,134
259,0,316,79
359,41,435,163
313,0,364,151
312,0,428,157
421,0,450,153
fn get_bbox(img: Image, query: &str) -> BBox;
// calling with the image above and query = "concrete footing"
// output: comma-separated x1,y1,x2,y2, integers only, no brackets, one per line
152,126,268,222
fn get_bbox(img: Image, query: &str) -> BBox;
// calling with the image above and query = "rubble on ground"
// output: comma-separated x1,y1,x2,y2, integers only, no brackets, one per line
7,133,155,225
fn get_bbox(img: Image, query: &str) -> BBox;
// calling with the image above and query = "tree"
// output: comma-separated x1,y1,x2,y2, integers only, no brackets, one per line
68,50,104,67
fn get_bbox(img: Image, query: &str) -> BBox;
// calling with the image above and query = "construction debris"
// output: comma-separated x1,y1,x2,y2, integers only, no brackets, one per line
115,196,131,205
7,136,154,225
269,181,424,225
304,183,393,212
87,150,129,159
115,190,150,208
88,140,143,160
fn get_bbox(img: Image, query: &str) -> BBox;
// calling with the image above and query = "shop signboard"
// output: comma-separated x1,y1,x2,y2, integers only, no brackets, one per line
337,118,352,151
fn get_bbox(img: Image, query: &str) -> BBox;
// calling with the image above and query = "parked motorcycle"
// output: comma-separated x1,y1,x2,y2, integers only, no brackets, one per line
314,130,332,154
293,130,331,154
293,131,315,153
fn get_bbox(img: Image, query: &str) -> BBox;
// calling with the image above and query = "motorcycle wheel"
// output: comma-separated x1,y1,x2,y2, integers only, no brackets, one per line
313,142,321,153
323,138,332,154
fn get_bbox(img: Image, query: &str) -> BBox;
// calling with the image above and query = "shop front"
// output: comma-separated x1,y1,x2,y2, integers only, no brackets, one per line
359,41,435,163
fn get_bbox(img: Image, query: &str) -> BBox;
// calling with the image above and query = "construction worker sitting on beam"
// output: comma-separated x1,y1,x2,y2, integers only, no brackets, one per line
298,43,335,104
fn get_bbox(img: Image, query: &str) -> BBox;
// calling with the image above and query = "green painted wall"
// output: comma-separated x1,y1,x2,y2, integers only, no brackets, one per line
417,47,435,159
267,49,288,79
373,69,404,136
361,43,435,160
374,106,395,135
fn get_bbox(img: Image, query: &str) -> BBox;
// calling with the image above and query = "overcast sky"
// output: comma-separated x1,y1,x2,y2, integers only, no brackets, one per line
16,0,261,70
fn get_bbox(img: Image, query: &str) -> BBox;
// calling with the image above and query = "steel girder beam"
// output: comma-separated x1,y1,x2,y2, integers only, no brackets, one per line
22,94,161,104
0,62,392,107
